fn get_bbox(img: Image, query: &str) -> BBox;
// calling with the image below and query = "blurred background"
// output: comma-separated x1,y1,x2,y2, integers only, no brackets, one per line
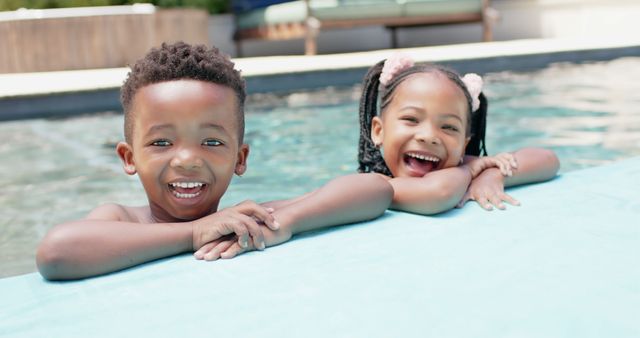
1,0,639,72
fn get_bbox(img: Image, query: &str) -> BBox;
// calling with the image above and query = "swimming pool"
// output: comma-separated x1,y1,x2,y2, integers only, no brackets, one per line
1,57,639,278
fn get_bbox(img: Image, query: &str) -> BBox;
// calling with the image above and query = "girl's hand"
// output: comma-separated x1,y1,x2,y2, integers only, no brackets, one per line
456,168,520,211
463,153,518,178
191,200,279,252
193,226,292,261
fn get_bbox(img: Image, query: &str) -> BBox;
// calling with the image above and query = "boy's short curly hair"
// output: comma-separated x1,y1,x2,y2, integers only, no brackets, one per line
120,41,246,144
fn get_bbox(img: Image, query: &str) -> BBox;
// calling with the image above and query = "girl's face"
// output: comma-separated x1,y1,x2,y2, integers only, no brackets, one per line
371,72,470,178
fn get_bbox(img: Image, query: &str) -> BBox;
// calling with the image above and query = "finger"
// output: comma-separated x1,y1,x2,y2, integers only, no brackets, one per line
236,213,266,251
501,193,521,206
475,197,493,211
220,242,248,259
496,159,511,176
218,219,250,248
489,195,506,210
507,154,518,168
204,240,236,261
194,242,217,260
236,200,280,230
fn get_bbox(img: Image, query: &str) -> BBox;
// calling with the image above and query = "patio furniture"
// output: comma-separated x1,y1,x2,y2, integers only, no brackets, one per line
232,0,497,55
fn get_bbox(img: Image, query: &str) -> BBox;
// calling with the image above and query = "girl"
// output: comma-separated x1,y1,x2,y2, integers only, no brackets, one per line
357,53,560,214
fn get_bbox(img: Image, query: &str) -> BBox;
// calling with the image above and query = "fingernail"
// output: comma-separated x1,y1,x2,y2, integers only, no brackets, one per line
259,242,266,250
194,252,202,259
240,240,248,248
273,221,280,229
220,252,230,259
266,207,274,212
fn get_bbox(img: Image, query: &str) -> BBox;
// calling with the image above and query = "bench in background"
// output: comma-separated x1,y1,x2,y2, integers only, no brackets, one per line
232,0,497,56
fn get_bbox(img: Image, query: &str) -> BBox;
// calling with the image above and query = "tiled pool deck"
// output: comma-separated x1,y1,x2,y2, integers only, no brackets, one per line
1,37,640,120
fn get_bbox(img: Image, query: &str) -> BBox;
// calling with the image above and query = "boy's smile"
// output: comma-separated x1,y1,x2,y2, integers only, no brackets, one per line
117,80,248,223
372,72,470,178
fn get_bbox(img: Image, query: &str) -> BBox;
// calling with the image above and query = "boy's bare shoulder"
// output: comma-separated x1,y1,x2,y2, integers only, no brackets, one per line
86,203,150,223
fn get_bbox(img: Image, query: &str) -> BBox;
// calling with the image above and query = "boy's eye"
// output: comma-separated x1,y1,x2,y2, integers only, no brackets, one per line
400,116,419,123
203,139,223,147
151,140,171,146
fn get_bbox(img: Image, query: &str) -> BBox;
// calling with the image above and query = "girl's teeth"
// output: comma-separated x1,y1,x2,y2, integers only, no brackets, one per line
408,153,439,162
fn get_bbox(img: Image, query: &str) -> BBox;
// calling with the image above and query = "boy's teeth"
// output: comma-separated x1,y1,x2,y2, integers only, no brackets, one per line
170,182,204,188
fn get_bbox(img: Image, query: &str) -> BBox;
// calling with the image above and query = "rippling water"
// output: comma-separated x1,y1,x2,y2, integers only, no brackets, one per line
1,57,639,278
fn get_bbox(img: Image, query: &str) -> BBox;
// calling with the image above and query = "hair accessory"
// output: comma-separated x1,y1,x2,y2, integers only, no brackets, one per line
380,52,415,86
462,73,483,111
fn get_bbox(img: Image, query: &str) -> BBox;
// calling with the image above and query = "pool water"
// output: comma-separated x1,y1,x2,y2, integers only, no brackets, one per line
1,57,639,278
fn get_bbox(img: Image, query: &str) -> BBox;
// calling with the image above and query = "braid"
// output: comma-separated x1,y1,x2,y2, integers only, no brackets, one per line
465,93,488,156
357,60,392,176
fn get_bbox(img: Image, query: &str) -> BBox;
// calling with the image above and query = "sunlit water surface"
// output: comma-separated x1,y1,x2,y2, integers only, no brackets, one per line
1,57,639,277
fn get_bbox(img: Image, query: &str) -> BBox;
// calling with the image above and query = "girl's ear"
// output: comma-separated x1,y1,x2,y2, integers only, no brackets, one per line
116,142,137,175
464,136,471,152
371,116,384,147
234,144,250,176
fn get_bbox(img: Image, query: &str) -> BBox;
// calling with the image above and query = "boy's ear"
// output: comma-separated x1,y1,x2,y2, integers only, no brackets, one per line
464,136,471,150
371,116,384,147
234,144,250,176
116,142,137,175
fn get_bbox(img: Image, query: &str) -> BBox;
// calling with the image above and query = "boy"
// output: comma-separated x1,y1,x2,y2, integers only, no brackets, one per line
37,42,393,280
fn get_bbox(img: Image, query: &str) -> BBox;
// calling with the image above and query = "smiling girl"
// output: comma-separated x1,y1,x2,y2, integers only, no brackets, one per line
357,53,559,214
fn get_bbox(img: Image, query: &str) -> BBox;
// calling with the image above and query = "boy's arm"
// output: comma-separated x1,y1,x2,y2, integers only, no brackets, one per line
37,202,276,280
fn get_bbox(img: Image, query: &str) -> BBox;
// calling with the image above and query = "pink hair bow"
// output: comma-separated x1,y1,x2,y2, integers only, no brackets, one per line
462,73,483,111
380,52,414,86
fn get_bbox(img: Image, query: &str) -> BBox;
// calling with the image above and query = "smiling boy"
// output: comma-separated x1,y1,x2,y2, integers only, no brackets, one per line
36,42,393,280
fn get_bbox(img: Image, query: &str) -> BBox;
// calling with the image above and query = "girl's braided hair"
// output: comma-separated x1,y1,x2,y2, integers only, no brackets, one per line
357,60,488,176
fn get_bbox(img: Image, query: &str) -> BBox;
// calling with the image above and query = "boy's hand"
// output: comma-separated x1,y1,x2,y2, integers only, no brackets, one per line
463,153,518,178
194,226,292,261
456,168,520,211
191,200,280,252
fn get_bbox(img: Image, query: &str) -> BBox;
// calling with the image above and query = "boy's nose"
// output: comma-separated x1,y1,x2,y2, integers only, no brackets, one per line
170,149,204,170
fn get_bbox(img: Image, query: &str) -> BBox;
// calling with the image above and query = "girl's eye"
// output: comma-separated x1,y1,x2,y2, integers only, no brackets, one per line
203,139,223,147
151,140,171,147
443,125,460,132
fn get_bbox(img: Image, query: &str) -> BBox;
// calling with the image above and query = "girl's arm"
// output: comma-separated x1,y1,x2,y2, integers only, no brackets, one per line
457,147,560,210
388,166,472,215
503,147,560,187
194,173,394,260
37,202,276,280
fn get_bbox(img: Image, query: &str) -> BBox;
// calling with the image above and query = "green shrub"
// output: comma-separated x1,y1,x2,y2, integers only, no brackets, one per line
0,0,230,14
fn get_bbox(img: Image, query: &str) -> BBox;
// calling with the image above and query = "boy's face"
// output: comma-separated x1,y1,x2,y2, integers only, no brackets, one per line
117,80,248,222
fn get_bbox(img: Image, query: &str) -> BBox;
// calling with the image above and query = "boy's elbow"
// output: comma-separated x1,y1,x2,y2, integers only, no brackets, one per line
36,227,76,280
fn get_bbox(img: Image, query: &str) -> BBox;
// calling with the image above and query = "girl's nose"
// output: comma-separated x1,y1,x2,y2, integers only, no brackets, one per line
416,127,441,145
170,148,204,170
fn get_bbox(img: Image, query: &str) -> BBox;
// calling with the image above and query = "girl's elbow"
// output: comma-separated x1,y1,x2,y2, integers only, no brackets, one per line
364,173,395,207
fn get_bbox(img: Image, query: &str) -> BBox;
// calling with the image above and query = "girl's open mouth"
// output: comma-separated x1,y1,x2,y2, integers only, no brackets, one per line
403,152,440,177
168,182,207,199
